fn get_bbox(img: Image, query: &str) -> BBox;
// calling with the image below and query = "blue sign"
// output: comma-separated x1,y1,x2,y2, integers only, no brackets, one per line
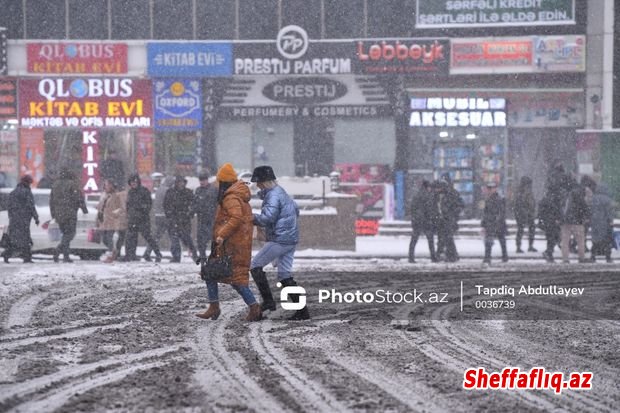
153,79,202,131
147,43,232,77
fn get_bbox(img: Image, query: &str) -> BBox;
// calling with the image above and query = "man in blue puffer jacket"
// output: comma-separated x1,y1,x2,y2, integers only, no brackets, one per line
250,165,310,320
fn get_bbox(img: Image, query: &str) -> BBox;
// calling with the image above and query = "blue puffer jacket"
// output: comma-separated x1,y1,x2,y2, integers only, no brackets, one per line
254,185,299,244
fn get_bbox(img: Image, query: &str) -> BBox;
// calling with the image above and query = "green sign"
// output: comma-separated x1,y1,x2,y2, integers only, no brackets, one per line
416,0,575,28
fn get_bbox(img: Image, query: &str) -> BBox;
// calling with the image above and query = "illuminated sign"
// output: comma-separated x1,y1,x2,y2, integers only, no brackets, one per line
19,78,152,128
409,97,507,127
81,130,100,193
27,43,128,74
356,39,450,74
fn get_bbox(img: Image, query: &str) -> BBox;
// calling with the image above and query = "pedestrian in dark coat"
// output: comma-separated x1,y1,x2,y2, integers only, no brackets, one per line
50,168,88,263
436,179,463,262
193,172,218,259
514,176,537,253
538,192,562,262
481,183,508,264
124,174,162,262
143,175,174,261
164,176,198,263
560,179,589,263
2,175,39,263
408,180,437,263
590,183,615,262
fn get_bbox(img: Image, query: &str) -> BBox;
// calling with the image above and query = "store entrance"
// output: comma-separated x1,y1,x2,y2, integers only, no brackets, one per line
293,117,334,177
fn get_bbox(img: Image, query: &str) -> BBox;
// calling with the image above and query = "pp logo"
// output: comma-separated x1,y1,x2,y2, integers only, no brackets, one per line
276,25,308,60
277,282,306,310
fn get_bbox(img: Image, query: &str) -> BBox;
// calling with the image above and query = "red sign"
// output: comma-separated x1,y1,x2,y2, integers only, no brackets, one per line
19,78,153,128
356,219,379,236
19,129,45,187
27,43,128,74
451,38,532,74
356,39,449,74
82,130,101,193
0,79,17,120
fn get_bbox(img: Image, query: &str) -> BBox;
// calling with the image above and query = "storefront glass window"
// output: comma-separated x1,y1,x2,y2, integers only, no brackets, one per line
282,0,321,39
0,0,24,39
154,131,201,177
367,0,411,38
324,0,364,39
334,118,395,165
153,0,193,40
26,0,65,39
68,0,107,39
196,0,235,40
111,0,150,39
238,0,278,40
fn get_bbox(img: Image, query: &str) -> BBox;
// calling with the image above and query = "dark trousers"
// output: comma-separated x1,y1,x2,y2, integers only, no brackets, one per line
126,220,160,259
516,220,536,249
144,215,168,257
544,227,561,255
2,241,32,261
484,235,507,259
169,224,196,261
409,225,436,261
437,225,458,261
591,240,612,260
196,216,214,258
56,216,77,257
102,230,126,254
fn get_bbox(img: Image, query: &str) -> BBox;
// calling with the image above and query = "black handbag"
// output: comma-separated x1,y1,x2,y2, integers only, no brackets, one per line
199,242,233,282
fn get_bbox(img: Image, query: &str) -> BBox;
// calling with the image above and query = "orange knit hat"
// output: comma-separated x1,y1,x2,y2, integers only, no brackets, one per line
216,163,238,183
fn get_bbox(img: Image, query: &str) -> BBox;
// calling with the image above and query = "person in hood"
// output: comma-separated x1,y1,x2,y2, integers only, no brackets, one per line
193,171,218,259
196,163,261,322
164,175,198,263
590,183,615,263
481,183,508,264
408,179,437,263
2,175,39,263
249,165,310,320
50,167,88,263
513,176,537,253
144,174,174,261
124,174,162,262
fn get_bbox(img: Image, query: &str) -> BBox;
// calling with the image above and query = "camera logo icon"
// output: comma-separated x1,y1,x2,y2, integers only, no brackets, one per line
277,282,306,310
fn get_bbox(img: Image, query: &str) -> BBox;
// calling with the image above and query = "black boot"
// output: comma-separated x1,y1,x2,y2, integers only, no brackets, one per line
52,248,60,263
251,267,276,311
280,278,310,320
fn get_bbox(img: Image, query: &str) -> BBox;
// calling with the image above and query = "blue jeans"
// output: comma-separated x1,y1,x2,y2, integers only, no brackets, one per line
251,242,296,281
206,280,257,305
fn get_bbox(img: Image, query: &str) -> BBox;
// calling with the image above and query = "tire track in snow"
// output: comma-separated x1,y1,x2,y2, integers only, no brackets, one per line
5,293,49,329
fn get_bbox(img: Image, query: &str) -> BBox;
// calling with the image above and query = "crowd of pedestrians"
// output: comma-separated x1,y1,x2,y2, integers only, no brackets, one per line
408,160,616,264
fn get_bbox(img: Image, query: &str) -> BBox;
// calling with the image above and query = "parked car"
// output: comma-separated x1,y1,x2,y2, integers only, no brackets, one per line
0,188,107,261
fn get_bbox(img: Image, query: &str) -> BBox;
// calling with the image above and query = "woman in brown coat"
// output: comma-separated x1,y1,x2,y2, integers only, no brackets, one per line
97,179,128,263
196,163,261,322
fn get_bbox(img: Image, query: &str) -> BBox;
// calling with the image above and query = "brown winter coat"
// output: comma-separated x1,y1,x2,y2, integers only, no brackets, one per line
97,190,128,231
212,180,253,287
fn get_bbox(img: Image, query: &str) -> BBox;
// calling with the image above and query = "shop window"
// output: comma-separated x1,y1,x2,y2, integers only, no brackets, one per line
155,131,201,177
324,0,364,39
153,0,193,40
0,0,24,39
282,0,321,39
333,119,395,165
367,0,412,38
238,0,278,40
26,0,65,39
111,0,150,39
196,0,235,40
68,0,107,39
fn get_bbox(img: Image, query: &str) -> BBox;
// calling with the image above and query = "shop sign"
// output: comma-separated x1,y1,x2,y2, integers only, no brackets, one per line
147,42,232,77
0,27,7,75
533,35,585,72
81,130,100,193
27,42,128,74
153,79,202,131
507,91,583,127
409,97,507,127
416,0,575,28
450,35,585,74
450,38,533,74
18,78,153,128
355,39,450,75
221,105,391,118
234,25,352,75
19,129,45,187
0,79,17,120
262,77,347,104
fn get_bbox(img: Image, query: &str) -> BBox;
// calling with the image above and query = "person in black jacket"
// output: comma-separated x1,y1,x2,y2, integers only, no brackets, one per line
193,172,218,259
560,179,589,263
481,183,508,264
436,179,463,262
2,175,39,263
513,176,537,253
164,176,198,263
538,192,562,263
124,174,162,262
408,180,437,263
